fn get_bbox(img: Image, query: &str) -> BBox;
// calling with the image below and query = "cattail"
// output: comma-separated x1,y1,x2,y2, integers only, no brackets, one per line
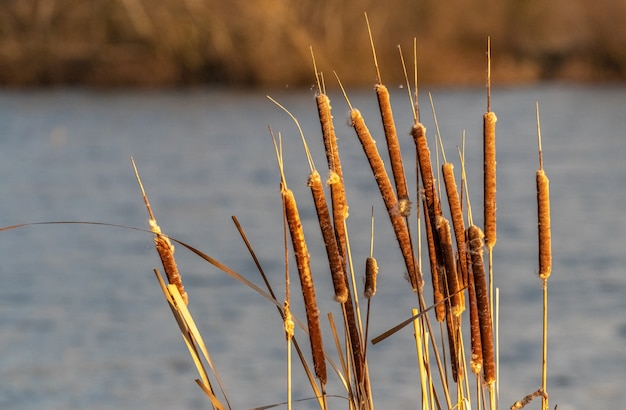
468,225,495,385
327,168,348,260
483,111,498,249
438,216,463,317
364,257,379,299
316,93,349,260
131,157,188,305
152,222,188,305
316,94,343,180
412,122,440,222
351,108,421,292
422,195,446,322
308,170,348,302
282,185,327,385
537,169,551,280
442,162,468,286
445,307,462,383
466,251,483,375
376,84,410,213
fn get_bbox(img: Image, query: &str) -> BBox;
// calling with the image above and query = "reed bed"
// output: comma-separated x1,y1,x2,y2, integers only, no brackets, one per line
0,20,560,410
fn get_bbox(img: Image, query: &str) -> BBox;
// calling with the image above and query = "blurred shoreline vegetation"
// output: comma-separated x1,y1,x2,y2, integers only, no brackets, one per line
0,0,625,88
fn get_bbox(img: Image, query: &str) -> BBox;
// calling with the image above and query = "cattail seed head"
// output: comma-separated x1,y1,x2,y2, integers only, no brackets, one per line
376,84,410,206
537,169,552,280
282,186,327,385
468,225,495,385
154,233,188,305
308,170,348,303
483,111,498,249
442,162,468,286
364,257,379,298
351,108,421,292
438,216,463,317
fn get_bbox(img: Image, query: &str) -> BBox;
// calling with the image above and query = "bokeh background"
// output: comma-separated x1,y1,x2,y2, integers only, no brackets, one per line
0,0,625,87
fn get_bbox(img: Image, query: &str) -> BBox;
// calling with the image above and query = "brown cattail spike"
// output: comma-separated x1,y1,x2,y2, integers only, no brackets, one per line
483,111,498,249
131,157,188,305
537,169,551,280
308,170,348,302
468,225,495,385
466,250,483,375
536,108,552,281
350,108,421,292
364,257,379,299
316,93,349,260
442,162,468,286
282,186,327,385
438,216,463,317
376,84,410,213
422,196,446,322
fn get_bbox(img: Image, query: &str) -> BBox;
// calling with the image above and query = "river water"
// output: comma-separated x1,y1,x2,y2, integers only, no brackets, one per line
1,84,625,409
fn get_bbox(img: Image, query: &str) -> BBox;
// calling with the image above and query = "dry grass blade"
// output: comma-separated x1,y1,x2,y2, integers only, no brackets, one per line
154,269,230,410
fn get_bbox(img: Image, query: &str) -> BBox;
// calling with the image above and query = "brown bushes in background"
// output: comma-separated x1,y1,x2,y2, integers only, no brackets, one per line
0,0,624,87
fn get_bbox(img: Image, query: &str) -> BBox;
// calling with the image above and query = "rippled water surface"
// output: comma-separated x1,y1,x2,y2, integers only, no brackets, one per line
1,84,625,409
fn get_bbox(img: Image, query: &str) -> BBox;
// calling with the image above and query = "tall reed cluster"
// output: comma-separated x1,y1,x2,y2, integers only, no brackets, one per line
132,24,554,410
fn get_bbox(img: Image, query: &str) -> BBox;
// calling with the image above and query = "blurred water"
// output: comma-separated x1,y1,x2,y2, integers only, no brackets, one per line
0,84,625,409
